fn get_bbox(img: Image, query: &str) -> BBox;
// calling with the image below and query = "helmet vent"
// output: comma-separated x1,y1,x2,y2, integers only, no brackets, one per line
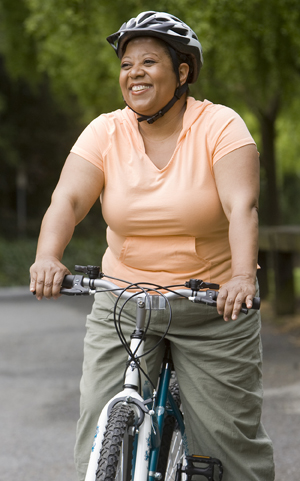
107,10,203,83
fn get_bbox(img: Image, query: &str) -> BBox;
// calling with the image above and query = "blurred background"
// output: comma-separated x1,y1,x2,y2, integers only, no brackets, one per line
1,3,300,480
0,0,300,313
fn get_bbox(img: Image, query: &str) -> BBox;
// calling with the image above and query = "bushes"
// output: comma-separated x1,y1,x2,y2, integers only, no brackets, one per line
0,236,107,286
0,237,36,286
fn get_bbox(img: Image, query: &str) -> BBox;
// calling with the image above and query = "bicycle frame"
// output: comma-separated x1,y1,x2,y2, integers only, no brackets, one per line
61,267,259,481
148,343,188,480
84,294,188,481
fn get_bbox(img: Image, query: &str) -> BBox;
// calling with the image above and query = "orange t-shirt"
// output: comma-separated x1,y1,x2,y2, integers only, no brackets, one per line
71,97,256,287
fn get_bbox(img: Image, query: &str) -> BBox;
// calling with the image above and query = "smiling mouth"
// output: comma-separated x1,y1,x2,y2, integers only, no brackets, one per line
131,85,151,92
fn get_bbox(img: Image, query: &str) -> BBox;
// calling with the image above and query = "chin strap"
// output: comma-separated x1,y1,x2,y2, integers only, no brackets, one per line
125,82,188,124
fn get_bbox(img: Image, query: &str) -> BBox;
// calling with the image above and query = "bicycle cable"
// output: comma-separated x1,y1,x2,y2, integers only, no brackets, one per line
113,282,174,356
107,279,178,389
89,273,188,389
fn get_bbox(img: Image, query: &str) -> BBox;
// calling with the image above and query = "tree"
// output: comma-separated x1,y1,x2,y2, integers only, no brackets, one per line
1,0,300,226
184,0,300,225
0,56,84,237
0,0,87,237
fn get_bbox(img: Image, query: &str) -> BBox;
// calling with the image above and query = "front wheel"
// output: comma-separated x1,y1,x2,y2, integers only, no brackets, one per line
96,403,135,481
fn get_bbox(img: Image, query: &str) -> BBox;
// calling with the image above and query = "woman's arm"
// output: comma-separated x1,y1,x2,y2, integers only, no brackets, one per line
213,144,260,321
30,153,104,300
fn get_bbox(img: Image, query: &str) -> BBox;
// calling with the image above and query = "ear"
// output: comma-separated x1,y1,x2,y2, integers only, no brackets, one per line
178,63,189,86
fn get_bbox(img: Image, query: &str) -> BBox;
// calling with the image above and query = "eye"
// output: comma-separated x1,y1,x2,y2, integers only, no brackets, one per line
144,59,155,65
121,62,131,69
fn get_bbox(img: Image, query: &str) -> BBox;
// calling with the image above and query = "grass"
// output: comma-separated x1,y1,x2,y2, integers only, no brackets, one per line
0,236,107,287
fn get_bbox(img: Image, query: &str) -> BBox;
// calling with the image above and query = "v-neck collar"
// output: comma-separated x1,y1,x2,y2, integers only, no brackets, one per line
123,97,209,172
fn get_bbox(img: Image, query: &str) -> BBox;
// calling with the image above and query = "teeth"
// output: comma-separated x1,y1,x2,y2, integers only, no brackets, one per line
131,85,150,92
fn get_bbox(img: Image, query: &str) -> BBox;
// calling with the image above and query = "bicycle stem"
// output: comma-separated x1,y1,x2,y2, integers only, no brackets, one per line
123,298,147,390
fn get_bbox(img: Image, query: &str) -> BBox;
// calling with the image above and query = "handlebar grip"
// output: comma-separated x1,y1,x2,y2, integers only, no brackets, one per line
62,275,75,288
194,291,261,313
250,297,260,310
235,297,260,311
210,291,260,310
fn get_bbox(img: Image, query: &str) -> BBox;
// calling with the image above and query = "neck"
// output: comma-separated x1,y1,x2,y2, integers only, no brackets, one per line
138,97,187,140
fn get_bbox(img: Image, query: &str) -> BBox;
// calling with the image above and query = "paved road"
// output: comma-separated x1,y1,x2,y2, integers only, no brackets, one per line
0,289,299,480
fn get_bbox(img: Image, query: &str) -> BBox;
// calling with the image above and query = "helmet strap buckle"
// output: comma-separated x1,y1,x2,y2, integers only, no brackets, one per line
125,82,188,124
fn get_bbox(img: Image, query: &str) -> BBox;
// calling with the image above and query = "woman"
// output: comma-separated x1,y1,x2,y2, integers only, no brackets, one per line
30,11,275,481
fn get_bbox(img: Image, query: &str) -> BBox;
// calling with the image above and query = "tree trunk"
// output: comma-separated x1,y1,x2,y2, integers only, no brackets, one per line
259,94,281,226
16,166,27,237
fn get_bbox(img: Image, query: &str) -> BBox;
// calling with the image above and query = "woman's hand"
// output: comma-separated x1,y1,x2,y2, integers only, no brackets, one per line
30,256,71,300
217,275,256,321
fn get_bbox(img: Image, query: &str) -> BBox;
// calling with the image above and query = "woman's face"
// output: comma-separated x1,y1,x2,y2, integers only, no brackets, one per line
119,37,179,117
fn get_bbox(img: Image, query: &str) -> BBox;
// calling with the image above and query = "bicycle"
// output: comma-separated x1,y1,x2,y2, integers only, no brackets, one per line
60,265,260,481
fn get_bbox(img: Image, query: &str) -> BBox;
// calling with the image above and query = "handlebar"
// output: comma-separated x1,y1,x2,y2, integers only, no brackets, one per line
60,269,260,314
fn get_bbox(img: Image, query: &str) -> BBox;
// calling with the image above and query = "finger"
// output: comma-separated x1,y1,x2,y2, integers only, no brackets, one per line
51,279,62,299
52,272,66,299
43,276,54,299
52,266,72,299
231,295,245,320
223,295,235,322
29,264,43,298
217,288,227,316
245,294,253,309
29,275,36,293
35,274,46,300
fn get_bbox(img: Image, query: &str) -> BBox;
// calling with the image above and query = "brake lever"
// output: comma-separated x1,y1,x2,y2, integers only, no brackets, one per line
60,274,90,296
185,279,219,291
60,286,90,296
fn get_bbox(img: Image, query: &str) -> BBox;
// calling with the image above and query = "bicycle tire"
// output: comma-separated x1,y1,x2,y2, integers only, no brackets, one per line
157,382,187,481
96,403,135,481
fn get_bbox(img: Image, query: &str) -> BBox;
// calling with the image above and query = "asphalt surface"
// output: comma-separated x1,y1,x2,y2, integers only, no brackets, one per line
0,288,299,481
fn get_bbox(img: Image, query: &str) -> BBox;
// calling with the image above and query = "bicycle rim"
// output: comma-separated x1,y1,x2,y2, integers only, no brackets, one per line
157,380,187,481
164,427,187,481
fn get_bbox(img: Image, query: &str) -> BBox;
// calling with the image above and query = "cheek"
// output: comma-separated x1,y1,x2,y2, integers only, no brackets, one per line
119,72,124,88
160,68,178,90
119,73,127,97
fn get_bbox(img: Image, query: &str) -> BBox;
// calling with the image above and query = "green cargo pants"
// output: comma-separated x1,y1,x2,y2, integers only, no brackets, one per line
75,288,275,481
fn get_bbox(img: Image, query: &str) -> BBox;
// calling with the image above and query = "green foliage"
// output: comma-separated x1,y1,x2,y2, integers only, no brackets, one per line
23,0,135,116
2,0,300,118
0,234,107,286
0,237,36,286
1,0,300,228
186,0,300,113
275,97,300,224
0,0,39,82
277,98,300,177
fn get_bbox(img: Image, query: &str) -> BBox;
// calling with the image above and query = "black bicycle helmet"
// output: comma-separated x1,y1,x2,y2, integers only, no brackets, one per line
106,11,203,123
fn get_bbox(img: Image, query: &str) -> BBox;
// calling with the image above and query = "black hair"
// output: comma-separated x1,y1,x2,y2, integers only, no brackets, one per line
166,45,194,84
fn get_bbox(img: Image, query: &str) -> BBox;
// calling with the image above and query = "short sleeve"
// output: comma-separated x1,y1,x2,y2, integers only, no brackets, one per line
70,116,109,172
208,106,256,165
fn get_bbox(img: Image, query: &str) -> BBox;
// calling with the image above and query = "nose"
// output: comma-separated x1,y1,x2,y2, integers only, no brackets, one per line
129,63,145,78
